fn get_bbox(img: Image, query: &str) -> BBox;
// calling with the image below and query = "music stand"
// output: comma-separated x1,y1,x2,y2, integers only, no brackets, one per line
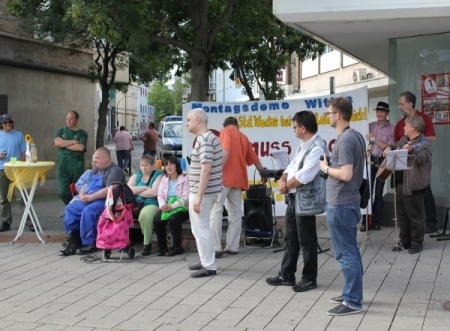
359,155,391,264
377,152,415,253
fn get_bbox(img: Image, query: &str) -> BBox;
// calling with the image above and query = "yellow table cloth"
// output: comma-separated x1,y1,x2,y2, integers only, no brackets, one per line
4,161,55,200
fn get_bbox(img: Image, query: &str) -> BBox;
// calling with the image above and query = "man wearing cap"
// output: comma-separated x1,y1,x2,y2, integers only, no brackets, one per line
360,102,395,231
0,114,26,232
210,117,265,257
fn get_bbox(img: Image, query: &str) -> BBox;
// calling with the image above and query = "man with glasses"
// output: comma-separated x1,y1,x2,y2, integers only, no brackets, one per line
395,91,437,234
0,114,26,232
266,111,326,293
319,97,365,316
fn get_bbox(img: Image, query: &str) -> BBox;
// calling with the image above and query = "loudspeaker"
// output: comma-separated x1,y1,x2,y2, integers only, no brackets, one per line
244,197,273,234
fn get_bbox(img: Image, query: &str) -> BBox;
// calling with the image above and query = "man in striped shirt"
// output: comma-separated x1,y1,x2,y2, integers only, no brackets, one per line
360,101,395,231
186,108,223,278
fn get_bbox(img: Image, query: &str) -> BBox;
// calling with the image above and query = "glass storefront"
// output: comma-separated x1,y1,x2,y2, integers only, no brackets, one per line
389,33,450,197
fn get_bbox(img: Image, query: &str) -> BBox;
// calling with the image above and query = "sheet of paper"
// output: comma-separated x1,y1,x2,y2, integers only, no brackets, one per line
270,150,289,170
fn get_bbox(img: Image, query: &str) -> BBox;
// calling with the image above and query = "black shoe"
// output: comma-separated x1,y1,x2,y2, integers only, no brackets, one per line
188,262,203,270
425,225,437,234
76,244,96,255
372,224,381,230
0,222,11,232
28,224,35,232
215,251,224,258
266,275,295,286
166,247,184,257
157,248,168,256
190,268,217,278
391,242,410,252
408,244,422,254
141,245,152,256
292,279,317,292
359,224,367,232
224,249,238,255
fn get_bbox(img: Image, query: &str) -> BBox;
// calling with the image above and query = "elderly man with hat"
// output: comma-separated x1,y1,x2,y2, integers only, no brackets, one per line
0,114,26,232
360,101,395,231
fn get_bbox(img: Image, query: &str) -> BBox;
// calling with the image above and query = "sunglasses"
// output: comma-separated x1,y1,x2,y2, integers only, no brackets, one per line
2,120,12,124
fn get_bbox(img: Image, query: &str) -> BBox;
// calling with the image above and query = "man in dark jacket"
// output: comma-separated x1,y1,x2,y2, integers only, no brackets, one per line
384,115,432,254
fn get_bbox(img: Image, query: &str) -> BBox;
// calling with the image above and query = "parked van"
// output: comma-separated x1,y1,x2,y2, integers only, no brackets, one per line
157,116,183,160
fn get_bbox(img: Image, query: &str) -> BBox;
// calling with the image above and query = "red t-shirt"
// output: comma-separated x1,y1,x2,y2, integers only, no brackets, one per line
394,111,435,142
220,126,259,190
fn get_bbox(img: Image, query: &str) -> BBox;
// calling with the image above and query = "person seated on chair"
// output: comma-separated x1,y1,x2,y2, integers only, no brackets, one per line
63,147,125,255
266,111,325,292
153,156,189,257
127,155,162,256
69,158,99,202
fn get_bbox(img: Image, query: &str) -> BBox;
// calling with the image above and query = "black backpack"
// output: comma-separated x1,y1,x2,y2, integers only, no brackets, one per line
60,229,82,256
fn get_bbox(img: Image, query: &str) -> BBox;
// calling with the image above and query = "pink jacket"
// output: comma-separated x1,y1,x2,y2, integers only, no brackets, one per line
157,174,189,209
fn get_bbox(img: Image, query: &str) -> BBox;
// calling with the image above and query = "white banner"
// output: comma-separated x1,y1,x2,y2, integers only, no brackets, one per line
182,86,369,215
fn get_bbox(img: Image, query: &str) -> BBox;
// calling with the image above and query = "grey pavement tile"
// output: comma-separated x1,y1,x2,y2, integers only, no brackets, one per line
37,313,85,327
102,294,136,308
179,292,215,306
270,309,305,325
229,295,263,309
77,304,117,320
74,317,123,330
196,299,233,314
396,302,428,317
176,311,219,326
60,327,95,331
32,325,66,331
264,322,299,331
147,297,183,311
234,312,275,329
130,290,167,303
116,319,164,331
1,322,44,331
212,288,245,302
390,315,424,330
153,324,202,331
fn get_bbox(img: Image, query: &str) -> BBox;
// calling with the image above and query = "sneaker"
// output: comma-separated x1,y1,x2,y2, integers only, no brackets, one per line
408,244,422,254
329,295,344,304
190,268,217,278
292,279,317,292
327,304,362,316
266,275,295,287
188,262,203,271
166,247,184,257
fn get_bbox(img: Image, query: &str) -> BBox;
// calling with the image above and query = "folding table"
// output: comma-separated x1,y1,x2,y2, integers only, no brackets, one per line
4,161,55,244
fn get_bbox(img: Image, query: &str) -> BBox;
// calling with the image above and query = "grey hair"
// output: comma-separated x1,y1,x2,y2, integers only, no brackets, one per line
405,114,425,133
189,108,208,125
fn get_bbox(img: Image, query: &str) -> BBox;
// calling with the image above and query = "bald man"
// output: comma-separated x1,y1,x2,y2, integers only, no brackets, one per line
63,147,125,255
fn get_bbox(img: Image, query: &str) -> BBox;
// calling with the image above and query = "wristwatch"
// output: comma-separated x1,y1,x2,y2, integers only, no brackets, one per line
323,166,329,174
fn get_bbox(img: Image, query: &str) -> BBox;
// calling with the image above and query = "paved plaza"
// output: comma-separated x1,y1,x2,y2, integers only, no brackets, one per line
1,142,449,330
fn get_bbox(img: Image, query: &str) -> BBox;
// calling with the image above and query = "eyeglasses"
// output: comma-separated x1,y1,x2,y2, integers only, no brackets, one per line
2,120,12,124
325,111,338,116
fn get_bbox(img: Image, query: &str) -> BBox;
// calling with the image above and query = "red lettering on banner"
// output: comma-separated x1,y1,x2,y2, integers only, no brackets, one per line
251,141,291,157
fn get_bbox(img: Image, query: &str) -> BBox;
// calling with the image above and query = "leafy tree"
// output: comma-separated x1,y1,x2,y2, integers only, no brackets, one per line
148,83,174,120
6,0,174,147
143,0,238,101
226,0,325,100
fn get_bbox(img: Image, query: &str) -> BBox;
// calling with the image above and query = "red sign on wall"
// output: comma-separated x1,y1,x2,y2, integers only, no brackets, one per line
421,73,450,125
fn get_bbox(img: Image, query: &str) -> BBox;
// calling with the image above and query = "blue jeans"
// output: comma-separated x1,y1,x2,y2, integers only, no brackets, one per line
327,202,363,310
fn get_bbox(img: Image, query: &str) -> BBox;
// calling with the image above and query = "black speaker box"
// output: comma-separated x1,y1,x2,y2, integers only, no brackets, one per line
243,197,273,234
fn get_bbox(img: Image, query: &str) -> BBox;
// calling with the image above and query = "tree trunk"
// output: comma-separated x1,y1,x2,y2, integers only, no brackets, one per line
96,88,110,148
190,56,210,102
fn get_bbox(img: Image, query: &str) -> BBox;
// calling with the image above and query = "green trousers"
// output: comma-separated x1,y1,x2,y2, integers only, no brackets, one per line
138,205,159,245
57,155,84,205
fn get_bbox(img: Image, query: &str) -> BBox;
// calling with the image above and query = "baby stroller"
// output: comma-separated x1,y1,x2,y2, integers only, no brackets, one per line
96,184,135,262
